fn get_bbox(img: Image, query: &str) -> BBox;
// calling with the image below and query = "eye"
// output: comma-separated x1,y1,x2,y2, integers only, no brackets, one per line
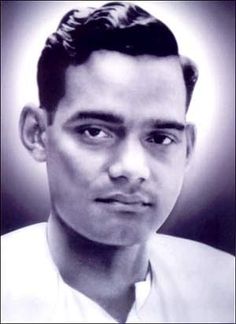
146,132,174,145
82,127,109,139
74,125,113,144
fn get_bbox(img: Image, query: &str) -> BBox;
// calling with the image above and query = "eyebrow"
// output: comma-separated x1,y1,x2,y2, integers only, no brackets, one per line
67,111,124,125
66,110,185,131
149,119,186,131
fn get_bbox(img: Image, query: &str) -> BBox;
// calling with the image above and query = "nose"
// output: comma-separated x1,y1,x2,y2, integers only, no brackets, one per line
108,136,150,186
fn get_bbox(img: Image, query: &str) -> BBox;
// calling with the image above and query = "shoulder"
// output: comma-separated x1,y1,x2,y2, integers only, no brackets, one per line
150,233,234,271
1,222,57,277
1,223,59,322
149,234,235,322
1,223,50,266
2,222,47,247
149,233,234,283
1,222,58,281
151,233,234,259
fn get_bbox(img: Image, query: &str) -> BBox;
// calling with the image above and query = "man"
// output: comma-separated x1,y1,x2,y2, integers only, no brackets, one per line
1,2,234,323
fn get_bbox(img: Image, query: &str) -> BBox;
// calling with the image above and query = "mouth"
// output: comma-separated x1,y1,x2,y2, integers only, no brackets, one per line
95,194,153,212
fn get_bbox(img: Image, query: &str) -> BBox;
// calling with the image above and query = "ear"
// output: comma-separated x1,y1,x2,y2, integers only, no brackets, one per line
185,123,196,167
19,105,47,162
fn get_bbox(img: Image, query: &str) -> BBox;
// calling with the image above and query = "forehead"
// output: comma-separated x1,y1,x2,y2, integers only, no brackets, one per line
56,50,186,123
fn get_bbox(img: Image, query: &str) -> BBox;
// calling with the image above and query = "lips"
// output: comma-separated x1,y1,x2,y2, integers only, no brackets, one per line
95,193,152,209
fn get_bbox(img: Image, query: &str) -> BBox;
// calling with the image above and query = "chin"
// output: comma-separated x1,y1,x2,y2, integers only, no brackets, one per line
97,226,153,247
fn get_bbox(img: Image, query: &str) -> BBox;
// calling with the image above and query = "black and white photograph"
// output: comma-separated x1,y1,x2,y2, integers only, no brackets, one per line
1,1,235,323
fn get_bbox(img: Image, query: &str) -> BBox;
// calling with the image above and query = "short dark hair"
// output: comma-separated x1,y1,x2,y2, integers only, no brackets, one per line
37,1,198,114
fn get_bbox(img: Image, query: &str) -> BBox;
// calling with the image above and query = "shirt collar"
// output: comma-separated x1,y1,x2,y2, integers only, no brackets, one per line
134,262,152,312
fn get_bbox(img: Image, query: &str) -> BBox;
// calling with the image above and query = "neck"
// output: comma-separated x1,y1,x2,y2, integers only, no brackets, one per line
47,212,149,297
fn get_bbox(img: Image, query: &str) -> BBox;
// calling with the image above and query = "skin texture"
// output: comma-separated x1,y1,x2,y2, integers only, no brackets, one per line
45,51,194,246
20,50,195,322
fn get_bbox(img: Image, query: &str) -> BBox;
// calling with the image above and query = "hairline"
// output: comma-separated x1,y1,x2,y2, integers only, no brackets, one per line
44,52,191,125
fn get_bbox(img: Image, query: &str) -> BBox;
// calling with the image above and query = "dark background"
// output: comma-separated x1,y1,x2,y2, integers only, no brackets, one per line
1,1,235,255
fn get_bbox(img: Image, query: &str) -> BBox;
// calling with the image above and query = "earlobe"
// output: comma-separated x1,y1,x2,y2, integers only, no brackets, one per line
19,105,47,162
185,123,196,166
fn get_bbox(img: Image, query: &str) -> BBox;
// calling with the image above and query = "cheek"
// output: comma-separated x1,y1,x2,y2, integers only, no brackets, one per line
154,150,187,198
47,134,108,190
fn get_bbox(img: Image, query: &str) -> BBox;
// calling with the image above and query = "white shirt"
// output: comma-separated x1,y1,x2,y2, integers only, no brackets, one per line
1,223,234,323
51,268,151,323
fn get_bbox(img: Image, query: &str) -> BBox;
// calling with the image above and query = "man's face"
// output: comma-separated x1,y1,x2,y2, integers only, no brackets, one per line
45,50,191,246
